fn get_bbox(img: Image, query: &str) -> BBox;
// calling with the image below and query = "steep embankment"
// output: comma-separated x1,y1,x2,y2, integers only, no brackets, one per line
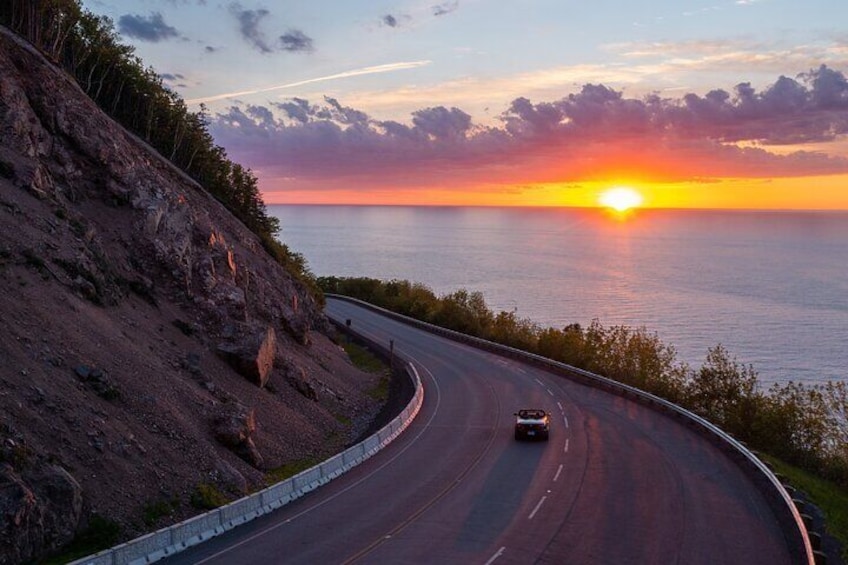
0,26,381,564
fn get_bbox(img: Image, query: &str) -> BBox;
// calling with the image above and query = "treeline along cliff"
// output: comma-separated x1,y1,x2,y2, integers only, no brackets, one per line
0,14,384,565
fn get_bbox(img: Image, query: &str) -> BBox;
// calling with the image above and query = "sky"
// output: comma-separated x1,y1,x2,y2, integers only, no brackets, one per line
80,0,848,209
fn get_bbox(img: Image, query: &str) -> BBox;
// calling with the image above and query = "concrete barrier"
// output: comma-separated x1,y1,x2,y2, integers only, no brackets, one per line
70,321,424,565
326,293,816,565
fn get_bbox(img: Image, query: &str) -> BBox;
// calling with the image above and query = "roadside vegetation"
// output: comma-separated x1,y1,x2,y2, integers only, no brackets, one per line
338,335,391,401
319,276,848,552
265,457,322,486
0,0,320,300
764,455,848,555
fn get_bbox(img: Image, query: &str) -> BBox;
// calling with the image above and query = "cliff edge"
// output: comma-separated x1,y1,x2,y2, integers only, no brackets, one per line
0,25,381,564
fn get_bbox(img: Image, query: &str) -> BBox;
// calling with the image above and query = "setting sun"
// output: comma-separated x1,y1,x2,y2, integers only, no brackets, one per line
599,187,644,212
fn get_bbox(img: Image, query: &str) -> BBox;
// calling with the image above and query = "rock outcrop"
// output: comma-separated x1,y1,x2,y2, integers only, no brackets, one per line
217,326,277,388
0,25,383,563
213,403,263,467
0,461,83,565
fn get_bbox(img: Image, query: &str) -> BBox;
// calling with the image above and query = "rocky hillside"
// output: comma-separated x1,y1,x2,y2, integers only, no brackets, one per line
0,26,384,564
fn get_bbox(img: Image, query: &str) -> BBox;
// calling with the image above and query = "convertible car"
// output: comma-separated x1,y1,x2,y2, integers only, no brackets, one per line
514,409,550,441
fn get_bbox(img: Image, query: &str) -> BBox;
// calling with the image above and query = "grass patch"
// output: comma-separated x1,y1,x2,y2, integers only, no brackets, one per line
339,336,391,402
44,514,122,564
22,250,45,268
340,337,386,374
762,454,848,560
334,413,352,426
368,374,391,402
190,482,229,510
142,498,176,527
265,457,322,486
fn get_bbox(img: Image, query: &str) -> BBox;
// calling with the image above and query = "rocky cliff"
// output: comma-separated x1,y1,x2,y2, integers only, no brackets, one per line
0,26,382,564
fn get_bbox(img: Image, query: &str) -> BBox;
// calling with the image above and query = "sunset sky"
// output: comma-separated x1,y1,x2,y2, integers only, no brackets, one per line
82,0,848,209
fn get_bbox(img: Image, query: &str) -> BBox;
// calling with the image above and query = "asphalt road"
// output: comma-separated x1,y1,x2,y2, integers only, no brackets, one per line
164,297,794,564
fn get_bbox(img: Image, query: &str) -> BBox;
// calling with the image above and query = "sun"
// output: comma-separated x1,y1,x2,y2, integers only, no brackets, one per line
599,186,643,212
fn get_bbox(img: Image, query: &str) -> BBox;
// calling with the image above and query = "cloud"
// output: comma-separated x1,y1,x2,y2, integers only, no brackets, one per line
228,3,273,53
382,14,399,28
227,3,314,54
433,1,459,16
118,12,180,42
412,106,473,140
602,38,848,77
208,66,848,192
186,60,432,104
279,29,314,52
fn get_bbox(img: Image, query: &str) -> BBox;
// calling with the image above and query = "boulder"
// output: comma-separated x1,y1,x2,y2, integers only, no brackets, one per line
0,463,83,565
213,403,256,447
282,313,311,346
216,326,276,388
212,403,263,468
283,363,318,401
73,365,119,400
213,459,248,495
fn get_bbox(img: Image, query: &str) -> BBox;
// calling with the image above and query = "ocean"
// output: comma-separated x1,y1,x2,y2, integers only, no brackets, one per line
269,205,848,387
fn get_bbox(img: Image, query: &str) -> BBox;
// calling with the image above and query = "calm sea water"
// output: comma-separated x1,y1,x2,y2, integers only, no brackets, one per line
269,205,848,386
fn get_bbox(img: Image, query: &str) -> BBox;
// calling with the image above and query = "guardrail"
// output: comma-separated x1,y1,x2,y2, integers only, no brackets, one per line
71,323,424,565
326,294,818,565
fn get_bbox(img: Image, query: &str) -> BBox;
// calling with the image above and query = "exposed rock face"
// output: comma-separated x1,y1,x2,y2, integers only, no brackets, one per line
0,26,383,564
0,462,83,565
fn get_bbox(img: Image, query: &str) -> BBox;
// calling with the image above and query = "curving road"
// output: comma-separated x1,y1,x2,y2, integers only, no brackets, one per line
164,297,795,564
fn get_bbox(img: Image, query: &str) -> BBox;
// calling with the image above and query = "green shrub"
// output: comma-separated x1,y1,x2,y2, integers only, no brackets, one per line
190,483,228,510
46,514,122,564
142,499,175,526
265,458,321,486
22,249,46,271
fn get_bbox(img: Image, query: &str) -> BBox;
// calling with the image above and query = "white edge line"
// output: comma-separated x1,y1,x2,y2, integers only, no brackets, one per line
484,546,506,565
528,496,547,520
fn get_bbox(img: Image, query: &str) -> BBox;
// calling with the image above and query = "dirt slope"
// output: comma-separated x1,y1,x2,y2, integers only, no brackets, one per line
0,25,381,564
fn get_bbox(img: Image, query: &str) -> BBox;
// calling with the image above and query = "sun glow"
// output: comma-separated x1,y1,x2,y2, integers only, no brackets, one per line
599,186,644,212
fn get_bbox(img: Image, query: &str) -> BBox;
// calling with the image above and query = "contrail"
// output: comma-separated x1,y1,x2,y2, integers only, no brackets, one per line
186,60,432,104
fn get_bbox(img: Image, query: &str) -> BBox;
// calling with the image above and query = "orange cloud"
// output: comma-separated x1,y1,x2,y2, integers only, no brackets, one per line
210,66,848,209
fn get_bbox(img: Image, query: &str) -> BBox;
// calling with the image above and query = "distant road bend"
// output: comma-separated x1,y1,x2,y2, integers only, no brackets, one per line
166,297,798,564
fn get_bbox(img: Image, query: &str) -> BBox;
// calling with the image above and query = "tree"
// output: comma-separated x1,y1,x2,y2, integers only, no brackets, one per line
685,345,761,440
1,1,304,289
